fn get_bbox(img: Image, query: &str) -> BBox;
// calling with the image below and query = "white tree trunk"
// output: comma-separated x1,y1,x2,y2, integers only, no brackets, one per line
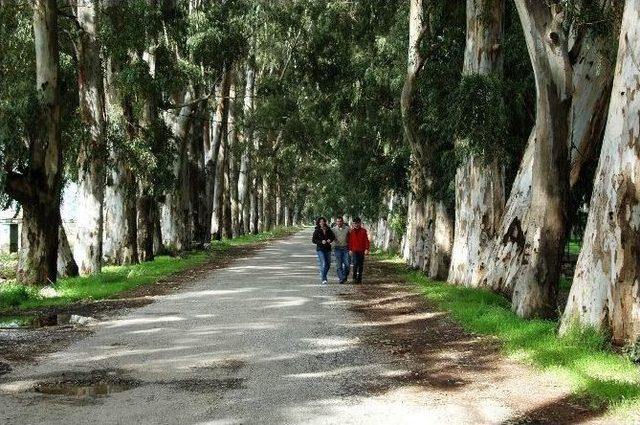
211,69,233,240
448,0,506,286
471,2,615,318
161,92,192,252
74,0,106,275
57,225,78,278
7,0,63,285
238,61,255,235
561,0,640,344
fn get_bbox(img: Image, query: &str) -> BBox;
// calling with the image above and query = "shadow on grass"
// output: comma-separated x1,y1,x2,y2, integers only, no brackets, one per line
394,264,640,419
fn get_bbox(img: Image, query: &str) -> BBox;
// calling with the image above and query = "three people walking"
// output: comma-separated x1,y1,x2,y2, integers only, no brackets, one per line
312,215,370,284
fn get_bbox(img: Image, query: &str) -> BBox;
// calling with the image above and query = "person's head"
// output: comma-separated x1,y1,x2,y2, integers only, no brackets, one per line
316,216,327,228
352,217,362,229
336,216,344,227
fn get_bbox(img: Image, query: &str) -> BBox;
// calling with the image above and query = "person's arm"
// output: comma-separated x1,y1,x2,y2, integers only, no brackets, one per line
312,229,321,245
327,229,335,243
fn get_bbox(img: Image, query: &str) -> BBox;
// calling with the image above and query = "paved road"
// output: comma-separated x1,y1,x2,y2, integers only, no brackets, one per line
0,229,599,424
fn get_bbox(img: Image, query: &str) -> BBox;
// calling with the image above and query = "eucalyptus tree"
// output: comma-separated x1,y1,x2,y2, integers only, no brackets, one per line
471,0,620,318
561,0,639,344
448,0,506,286
74,0,107,275
0,0,63,285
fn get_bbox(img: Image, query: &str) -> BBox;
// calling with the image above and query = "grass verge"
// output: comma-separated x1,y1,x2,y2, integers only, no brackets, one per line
0,226,300,312
374,252,640,418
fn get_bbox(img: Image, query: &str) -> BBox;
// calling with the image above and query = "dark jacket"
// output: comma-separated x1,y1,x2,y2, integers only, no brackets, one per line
312,226,335,252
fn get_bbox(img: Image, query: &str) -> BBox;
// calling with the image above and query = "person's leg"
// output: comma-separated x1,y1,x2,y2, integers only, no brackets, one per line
316,251,326,283
323,251,331,282
351,252,361,283
355,252,364,282
335,248,345,282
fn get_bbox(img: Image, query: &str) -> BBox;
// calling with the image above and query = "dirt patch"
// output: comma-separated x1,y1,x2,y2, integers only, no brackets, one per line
0,235,292,374
341,258,608,424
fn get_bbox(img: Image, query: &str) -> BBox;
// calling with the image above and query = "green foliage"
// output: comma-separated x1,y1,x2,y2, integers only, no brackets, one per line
454,73,510,163
0,283,38,308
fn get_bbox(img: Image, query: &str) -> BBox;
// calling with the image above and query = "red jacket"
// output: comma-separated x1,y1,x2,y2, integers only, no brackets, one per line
348,227,370,252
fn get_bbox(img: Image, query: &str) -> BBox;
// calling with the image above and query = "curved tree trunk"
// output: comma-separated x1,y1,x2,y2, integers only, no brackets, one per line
471,2,616,316
74,0,106,276
448,0,506,286
561,0,640,344
496,2,573,318
211,69,233,240
5,0,62,285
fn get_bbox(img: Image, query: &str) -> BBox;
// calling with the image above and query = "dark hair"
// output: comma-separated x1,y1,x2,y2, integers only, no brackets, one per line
353,217,362,223
336,215,344,220
316,216,327,226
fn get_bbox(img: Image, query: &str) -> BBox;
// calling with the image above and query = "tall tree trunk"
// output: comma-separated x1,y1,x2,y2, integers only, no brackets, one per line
161,92,192,252
103,57,138,265
74,0,106,276
227,83,241,237
262,175,273,231
137,188,154,262
103,151,138,265
238,60,255,235
448,0,506,286
561,0,640,344
5,0,62,285
502,2,573,318
57,225,78,278
472,1,616,318
211,69,233,240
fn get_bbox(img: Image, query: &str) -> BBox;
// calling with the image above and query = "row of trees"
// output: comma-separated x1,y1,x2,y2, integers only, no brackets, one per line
399,0,639,345
1,0,638,344
0,0,323,285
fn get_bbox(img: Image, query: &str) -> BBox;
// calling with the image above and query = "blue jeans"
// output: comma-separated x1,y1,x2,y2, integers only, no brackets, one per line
316,250,331,282
334,247,350,282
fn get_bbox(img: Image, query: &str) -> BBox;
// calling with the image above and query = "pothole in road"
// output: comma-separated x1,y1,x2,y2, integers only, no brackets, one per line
31,369,141,399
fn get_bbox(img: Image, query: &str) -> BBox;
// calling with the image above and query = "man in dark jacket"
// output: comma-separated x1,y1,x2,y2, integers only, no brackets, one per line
312,217,334,284
348,217,370,284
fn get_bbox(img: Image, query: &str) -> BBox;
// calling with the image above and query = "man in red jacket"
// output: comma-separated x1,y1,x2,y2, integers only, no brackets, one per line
348,217,370,284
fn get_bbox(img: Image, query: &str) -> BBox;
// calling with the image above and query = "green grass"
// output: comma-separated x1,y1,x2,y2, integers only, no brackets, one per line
567,238,582,256
375,253,640,416
0,226,300,312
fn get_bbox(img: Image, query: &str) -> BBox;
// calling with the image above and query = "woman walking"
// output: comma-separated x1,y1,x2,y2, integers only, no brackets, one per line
312,217,335,284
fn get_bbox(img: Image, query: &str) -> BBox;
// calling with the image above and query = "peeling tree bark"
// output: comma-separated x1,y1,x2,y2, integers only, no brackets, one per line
5,0,63,285
448,0,506,286
238,60,255,235
161,92,193,252
103,56,139,265
211,68,233,240
471,1,616,318
227,82,241,237
561,0,640,344
57,224,78,278
74,0,106,275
